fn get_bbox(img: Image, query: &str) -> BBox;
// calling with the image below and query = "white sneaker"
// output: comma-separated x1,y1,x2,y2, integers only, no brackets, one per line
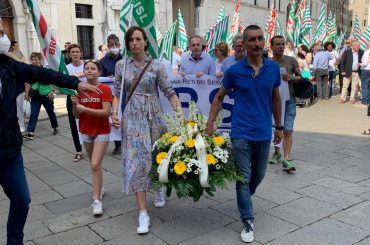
92,200,103,216
241,220,254,243
93,188,105,201
154,188,165,208
137,212,150,234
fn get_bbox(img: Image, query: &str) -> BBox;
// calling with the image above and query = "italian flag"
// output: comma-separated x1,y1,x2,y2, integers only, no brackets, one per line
26,0,76,95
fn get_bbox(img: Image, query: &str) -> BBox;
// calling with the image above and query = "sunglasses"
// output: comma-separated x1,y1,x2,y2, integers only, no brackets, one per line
85,59,99,63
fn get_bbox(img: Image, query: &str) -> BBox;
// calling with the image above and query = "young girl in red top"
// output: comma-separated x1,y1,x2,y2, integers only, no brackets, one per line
71,60,112,216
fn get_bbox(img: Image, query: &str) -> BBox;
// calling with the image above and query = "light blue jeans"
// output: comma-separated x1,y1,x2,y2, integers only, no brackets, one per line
231,139,271,223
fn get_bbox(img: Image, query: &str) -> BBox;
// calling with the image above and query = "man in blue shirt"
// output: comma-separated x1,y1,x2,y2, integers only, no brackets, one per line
99,34,122,155
313,43,333,100
206,25,283,243
179,35,216,77
221,34,245,73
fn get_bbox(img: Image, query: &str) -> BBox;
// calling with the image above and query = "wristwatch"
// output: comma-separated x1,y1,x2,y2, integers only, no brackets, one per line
274,126,284,131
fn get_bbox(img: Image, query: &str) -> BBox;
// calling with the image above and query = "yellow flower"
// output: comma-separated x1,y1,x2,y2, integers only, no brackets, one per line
174,161,187,175
187,121,196,128
156,152,167,165
161,132,172,141
185,138,195,148
213,136,225,146
207,154,217,165
169,136,179,143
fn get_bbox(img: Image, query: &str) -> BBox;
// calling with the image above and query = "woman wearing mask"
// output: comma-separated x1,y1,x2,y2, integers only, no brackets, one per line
112,26,182,235
66,44,85,162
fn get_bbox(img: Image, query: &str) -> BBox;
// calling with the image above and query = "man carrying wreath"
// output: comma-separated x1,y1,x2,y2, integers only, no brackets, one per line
206,25,283,243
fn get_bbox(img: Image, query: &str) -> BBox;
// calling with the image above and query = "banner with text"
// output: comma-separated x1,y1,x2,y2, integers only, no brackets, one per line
159,75,235,130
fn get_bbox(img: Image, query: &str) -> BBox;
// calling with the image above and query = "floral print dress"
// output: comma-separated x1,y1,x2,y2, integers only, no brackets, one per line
114,56,175,194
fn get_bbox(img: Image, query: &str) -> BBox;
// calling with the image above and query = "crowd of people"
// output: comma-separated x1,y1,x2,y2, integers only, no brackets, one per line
1,12,370,244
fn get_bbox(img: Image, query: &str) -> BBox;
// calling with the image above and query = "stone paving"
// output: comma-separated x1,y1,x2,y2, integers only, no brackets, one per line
1,95,370,245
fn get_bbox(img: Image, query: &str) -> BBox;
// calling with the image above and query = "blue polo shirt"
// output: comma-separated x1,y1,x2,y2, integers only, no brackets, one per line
99,54,122,77
222,57,280,141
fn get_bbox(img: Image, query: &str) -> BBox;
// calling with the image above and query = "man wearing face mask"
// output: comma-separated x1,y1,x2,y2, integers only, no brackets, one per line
0,18,103,245
99,34,122,155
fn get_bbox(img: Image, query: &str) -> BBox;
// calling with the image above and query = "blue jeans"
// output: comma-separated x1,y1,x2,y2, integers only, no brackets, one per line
0,153,31,245
231,139,271,223
27,94,58,133
361,70,370,104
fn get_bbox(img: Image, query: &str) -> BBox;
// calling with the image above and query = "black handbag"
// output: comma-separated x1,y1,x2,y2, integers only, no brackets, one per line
293,78,313,99
28,88,39,98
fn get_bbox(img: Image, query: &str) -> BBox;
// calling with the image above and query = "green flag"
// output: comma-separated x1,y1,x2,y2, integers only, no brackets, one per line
159,21,177,63
178,9,188,52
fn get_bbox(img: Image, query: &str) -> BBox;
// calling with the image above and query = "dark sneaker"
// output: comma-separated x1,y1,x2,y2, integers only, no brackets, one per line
282,159,296,172
112,146,121,155
53,128,59,135
23,132,34,140
241,220,254,243
269,152,281,164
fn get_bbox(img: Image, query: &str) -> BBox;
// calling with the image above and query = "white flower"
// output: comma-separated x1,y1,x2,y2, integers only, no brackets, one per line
215,164,221,170
194,170,199,175
186,167,192,173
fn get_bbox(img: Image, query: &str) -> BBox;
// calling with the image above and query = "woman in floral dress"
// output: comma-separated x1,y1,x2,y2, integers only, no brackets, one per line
112,26,181,235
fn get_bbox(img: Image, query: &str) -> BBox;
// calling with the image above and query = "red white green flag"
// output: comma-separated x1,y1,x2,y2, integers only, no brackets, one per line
26,0,76,95
178,9,188,52
351,15,361,41
314,1,327,43
359,26,370,50
286,0,296,43
264,3,278,46
227,0,240,46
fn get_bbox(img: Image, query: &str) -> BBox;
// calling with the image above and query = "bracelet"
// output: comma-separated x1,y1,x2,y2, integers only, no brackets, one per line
274,126,284,131
111,111,118,115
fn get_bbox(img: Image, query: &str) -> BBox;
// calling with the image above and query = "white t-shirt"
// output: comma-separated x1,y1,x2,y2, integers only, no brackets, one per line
172,52,181,70
66,63,84,77
215,60,223,73
328,51,338,71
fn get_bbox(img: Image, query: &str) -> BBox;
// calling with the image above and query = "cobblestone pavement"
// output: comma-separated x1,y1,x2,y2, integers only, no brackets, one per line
1,95,370,245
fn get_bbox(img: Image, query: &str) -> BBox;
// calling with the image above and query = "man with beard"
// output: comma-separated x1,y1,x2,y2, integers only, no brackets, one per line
206,25,283,243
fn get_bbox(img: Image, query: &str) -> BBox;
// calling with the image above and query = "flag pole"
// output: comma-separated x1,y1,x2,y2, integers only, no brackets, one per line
118,1,133,121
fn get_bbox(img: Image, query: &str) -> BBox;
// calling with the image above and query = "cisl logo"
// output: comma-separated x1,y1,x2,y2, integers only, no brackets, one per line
81,97,101,103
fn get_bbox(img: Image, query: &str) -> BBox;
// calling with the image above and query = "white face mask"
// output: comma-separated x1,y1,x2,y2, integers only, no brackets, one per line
0,34,11,54
110,48,120,55
102,50,109,55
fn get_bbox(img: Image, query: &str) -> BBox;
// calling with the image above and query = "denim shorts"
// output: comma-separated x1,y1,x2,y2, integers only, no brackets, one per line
81,134,110,143
284,99,296,131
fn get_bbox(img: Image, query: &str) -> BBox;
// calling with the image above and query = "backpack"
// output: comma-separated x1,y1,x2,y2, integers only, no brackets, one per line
293,77,313,99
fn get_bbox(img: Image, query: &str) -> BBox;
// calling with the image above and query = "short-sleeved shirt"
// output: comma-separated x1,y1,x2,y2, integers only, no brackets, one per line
222,57,281,141
179,52,216,76
274,55,300,99
221,55,241,73
78,83,112,136
99,54,123,77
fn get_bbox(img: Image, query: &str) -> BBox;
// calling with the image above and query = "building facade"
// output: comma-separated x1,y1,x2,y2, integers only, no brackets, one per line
1,0,351,60
348,0,370,33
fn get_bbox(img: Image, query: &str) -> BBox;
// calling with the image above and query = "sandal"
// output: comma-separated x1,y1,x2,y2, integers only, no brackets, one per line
361,129,370,135
73,153,84,162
